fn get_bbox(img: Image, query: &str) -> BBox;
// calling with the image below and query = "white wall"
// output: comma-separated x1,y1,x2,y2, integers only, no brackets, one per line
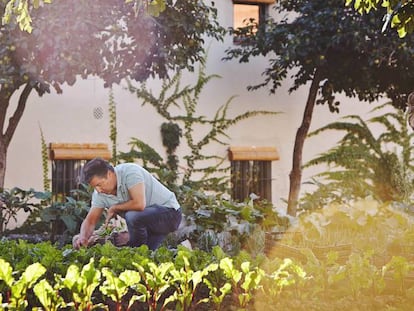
4,1,388,217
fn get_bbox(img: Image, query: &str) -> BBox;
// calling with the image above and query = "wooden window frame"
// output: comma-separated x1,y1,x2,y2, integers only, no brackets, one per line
232,1,274,45
49,143,111,200
228,146,279,202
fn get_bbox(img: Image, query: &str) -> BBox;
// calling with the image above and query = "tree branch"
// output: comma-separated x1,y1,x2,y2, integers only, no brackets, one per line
4,83,33,147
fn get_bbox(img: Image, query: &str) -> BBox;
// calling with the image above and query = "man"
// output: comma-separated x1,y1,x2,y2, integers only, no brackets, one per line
73,157,182,250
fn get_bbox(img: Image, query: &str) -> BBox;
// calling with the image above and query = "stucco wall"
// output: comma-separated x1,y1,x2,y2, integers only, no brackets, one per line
4,1,387,221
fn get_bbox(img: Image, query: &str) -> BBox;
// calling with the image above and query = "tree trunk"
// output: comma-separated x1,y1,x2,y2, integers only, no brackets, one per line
0,136,6,190
0,83,33,189
0,138,5,232
287,70,322,216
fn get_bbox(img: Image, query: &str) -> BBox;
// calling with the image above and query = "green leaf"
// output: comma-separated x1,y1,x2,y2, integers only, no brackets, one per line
33,279,65,311
0,258,13,287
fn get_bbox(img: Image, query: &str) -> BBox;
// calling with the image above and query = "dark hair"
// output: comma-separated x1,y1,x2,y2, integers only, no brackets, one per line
82,157,114,184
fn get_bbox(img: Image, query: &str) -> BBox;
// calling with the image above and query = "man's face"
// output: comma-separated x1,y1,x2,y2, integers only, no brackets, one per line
90,171,117,195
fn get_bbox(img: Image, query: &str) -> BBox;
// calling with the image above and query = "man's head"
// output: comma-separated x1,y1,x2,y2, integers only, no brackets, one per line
82,158,117,195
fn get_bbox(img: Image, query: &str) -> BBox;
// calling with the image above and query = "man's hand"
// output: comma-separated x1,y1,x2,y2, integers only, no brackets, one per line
114,231,130,246
72,234,88,249
105,205,119,225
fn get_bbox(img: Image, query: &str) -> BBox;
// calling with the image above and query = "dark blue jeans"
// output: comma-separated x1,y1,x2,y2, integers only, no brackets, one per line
124,205,182,250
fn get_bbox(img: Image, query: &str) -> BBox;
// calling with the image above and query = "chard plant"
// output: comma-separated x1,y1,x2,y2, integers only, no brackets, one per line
203,278,231,311
344,252,380,299
133,261,174,311
384,256,414,296
219,257,264,309
33,279,66,311
0,239,414,310
0,258,46,310
166,256,218,311
100,267,143,311
58,258,101,310
298,249,347,296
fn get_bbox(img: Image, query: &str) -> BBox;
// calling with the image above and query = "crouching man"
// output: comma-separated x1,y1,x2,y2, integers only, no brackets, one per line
72,157,182,250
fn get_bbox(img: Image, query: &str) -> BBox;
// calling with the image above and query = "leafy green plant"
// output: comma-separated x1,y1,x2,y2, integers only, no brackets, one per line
133,261,174,311
161,121,182,186
33,184,94,242
268,258,308,298
203,277,231,311
0,239,413,310
219,257,264,309
100,267,143,311
58,258,101,310
0,258,46,310
303,102,414,209
166,256,218,311
0,187,49,233
40,194,91,238
384,256,414,296
179,190,289,254
344,252,380,299
39,125,50,192
125,56,279,194
33,279,66,311
109,87,118,165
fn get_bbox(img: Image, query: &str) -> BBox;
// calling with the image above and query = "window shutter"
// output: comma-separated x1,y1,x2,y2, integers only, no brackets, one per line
49,143,111,160
233,0,276,4
228,146,279,161
229,146,279,202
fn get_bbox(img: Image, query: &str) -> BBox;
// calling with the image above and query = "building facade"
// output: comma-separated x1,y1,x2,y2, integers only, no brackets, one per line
4,0,382,217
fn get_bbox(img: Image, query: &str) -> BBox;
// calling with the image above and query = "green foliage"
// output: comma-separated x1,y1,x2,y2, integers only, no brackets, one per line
109,87,118,165
219,258,264,308
58,258,101,310
0,187,49,233
178,189,289,254
125,58,280,194
225,0,414,216
161,121,182,185
302,102,414,209
256,198,414,310
38,125,50,192
2,0,51,32
100,267,142,310
2,185,94,244
289,198,414,258
2,0,167,33
384,255,414,296
0,258,46,310
0,229,413,311
345,0,414,37
0,0,225,188
226,0,414,109
40,195,91,238
33,278,66,311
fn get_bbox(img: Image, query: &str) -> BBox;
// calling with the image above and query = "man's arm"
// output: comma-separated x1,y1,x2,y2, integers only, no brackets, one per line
73,207,104,249
105,182,146,224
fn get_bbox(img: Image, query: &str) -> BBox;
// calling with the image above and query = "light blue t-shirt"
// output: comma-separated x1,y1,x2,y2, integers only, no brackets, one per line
90,163,180,211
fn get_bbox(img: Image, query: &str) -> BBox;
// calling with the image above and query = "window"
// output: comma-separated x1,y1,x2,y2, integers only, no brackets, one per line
228,146,279,202
233,0,274,44
49,143,111,201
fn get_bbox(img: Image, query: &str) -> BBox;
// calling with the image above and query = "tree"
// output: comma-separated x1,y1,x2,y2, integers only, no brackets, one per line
2,0,167,32
225,0,414,216
0,0,224,188
345,0,414,37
